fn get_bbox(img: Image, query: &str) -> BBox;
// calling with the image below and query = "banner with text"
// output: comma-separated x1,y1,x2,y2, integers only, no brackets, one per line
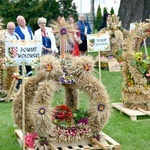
87,33,110,52
5,40,42,66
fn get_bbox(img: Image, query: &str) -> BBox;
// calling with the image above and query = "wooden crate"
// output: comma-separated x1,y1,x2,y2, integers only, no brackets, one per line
14,129,121,150
111,102,150,121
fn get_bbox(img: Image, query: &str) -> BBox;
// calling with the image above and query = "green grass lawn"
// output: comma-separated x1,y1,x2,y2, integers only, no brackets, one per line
0,69,150,150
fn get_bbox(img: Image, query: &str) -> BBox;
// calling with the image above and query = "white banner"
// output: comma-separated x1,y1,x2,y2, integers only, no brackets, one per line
5,40,42,66
87,33,110,52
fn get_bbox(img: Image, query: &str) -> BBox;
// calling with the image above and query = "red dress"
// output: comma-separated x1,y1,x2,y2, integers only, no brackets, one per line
71,31,81,56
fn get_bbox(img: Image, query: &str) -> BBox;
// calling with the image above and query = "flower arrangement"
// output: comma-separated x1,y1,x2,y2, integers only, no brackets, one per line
52,105,73,126
52,105,89,127
60,74,75,84
25,106,90,148
60,59,75,84
25,133,49,149
130,52,150,83
25,133,38,149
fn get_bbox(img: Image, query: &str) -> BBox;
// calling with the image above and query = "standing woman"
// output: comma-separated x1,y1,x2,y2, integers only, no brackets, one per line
77,14,92,55
34,17,58,55
67,15,82,56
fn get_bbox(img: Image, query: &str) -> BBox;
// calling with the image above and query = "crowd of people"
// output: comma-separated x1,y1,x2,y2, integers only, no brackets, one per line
3,14,92,89
5,14,92,57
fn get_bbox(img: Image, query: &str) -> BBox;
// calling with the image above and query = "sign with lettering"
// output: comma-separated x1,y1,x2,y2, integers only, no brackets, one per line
5,40,42,66
87,33,110,52
108,60,121,72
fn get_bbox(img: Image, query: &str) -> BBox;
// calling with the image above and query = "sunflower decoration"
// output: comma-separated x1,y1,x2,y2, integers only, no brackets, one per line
131,52,150,75
50,17,76,58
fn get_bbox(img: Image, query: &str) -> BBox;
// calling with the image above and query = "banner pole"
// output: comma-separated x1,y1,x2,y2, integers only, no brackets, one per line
98,50,101,82
22,63,25,150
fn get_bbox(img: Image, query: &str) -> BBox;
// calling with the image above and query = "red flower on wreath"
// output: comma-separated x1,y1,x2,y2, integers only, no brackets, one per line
53,104,73,120
25,133,38,148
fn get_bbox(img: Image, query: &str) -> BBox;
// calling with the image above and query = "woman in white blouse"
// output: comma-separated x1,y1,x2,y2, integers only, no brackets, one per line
34,17,58,55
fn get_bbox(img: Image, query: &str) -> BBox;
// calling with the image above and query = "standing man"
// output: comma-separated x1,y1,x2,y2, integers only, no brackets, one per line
5,22,20,40
3,22,20,92
15,15,33,89
77,14,92,55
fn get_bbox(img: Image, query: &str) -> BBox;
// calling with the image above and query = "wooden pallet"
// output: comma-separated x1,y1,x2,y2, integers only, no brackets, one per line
111,102,150,121
14,129,121,150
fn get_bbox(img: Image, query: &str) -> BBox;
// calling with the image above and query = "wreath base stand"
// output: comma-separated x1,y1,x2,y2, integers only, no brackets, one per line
112,102,150,121
14,129,121,150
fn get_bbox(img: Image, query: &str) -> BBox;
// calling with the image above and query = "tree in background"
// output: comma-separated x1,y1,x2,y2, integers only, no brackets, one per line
110,7,115,15
0,0,78,31
58,0,78,21
103,7,108,15
95,4,103,31
118,0,150,30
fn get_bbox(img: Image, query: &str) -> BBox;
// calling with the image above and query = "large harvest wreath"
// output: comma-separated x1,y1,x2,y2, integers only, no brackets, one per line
12,55,110,149
121,21,150,111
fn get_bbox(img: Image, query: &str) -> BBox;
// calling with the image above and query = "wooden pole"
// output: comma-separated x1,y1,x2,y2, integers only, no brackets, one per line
5,78,17,102
22,64,25,150
60,36,66,59
98,51,101,82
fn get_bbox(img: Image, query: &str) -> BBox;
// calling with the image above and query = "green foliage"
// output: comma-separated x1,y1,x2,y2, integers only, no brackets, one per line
103,7,108,15
130,52,150,75
95,4,103,31
110,7,115,15
73,109,89,124
58,0,78,21
0,0,78,31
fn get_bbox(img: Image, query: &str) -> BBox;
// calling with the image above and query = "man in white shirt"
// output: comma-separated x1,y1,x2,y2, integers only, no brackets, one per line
15,15,33,90
5,22,20,40
4,22,19,92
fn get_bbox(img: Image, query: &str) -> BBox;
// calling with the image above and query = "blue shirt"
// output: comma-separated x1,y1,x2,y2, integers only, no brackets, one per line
42,35,52,55
77,20,92,40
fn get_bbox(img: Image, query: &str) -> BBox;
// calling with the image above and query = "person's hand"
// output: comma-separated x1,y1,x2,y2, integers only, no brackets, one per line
46,48,52,52
43,46,52,52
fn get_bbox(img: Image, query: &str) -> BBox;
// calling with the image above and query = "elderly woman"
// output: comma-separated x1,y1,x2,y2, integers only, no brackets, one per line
77,14,92,55
34,17,58,55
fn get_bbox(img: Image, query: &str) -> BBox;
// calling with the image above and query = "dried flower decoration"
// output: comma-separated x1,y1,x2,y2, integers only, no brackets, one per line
131,52,150,76
25,133,38,149
60,27,67,35
83,63,91,71
45,64,53,72
60,74,75,84
97,104,105,111
38,107,46,115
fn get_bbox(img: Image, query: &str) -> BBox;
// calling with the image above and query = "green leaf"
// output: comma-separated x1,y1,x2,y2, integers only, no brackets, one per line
130,60,137,66
142,59,150,64
139,65,146,74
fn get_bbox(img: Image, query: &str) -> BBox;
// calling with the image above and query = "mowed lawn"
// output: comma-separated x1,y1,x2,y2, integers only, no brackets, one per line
0,68,150,150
